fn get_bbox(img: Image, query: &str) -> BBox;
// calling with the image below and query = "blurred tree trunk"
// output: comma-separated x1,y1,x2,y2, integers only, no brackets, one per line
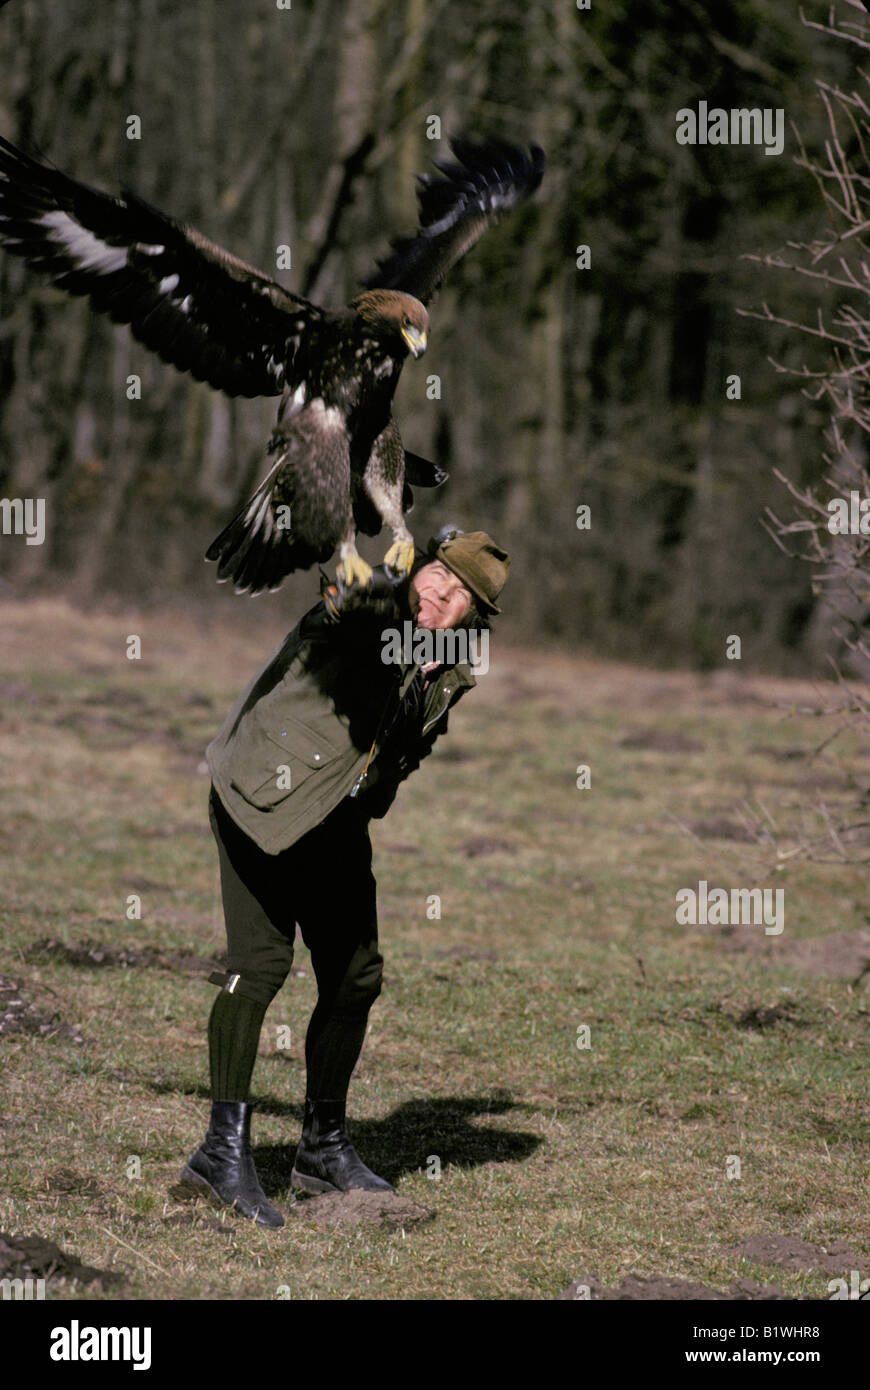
0,0,849,672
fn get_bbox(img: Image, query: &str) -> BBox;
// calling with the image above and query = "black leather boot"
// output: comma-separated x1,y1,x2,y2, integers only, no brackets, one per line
291,1098,394,1195
179,1100,285,1228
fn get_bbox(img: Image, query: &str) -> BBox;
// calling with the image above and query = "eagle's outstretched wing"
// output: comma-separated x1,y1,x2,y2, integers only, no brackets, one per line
363,135,545,306
0,135,323,398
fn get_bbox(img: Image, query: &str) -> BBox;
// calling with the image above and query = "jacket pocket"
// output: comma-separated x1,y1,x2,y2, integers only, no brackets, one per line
229,714,339,811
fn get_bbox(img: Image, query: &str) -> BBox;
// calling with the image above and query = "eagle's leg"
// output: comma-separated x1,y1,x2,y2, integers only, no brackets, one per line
369,488,414,577
364,427,416,578
336,529,373,590
383,530,415,579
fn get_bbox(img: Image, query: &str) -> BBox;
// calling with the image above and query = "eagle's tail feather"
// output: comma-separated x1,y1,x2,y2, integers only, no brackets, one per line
205,461,330,595
403,451,448,488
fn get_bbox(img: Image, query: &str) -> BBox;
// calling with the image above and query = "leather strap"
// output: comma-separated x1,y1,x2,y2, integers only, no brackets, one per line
207,970,270,1004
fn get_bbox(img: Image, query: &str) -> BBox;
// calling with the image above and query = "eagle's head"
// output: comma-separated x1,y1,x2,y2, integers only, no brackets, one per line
350,289,429,358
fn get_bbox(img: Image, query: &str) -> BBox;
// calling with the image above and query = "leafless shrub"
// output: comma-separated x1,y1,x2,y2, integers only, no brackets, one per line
735,3,870,861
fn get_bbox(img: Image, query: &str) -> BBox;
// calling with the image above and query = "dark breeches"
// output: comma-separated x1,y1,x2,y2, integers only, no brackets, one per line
207,787,384,1102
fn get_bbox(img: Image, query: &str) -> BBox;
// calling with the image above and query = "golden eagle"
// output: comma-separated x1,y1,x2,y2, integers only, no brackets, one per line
0,134,544,592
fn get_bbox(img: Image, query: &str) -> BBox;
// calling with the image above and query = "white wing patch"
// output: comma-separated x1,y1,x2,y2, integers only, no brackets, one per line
245,486,275,541
158,273,180,294
283,381,307,415
243,453,285,541
39,210,128,274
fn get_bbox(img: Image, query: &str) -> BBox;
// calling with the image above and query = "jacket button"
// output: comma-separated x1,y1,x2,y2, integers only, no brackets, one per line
313,752,321,761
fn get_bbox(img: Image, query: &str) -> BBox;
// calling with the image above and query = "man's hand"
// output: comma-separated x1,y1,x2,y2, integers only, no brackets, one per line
320,566,403,623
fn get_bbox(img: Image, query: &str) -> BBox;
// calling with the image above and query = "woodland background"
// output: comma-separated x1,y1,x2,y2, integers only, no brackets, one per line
0,0,861,669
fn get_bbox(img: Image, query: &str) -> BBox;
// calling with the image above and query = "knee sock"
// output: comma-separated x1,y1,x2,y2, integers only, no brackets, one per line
304,1004,369,1102
208,991,268,1102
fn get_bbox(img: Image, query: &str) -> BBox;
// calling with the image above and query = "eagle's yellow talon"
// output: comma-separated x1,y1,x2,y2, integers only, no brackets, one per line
336,553,373,589
383,539,415,577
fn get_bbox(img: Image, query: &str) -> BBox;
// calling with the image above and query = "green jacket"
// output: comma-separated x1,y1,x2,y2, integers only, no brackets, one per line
206,591,477,854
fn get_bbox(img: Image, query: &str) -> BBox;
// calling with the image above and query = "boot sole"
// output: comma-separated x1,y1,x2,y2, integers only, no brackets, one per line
177,1163,285,1228
290,1165,395,1196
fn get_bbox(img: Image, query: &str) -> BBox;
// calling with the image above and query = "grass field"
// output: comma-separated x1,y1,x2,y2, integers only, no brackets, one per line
1,597,868,1301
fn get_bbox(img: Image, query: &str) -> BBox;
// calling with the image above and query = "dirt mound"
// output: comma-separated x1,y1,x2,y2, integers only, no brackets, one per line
287,1190,434,1230
0,1231,124,1290
734,1001,806,1031
725,1235,859,1274
27,937,225,976
712,925,870,979
0,973,85,1042
559,1274,798,1300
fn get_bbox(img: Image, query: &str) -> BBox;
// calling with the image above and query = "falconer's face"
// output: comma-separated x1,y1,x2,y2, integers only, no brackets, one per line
408,561,472,630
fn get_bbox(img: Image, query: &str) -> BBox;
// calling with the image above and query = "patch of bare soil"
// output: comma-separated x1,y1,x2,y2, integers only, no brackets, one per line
26,937,225,976
691,817,756,843
287,1189,434,1230
41,1167,104,1197
725,1235,859,1275
0,1231,124,1290
621,729,705,753
461,837,514,857
733,1001,807,1031
559,1274,801,1300
711,925,870,980
0,972,85,1042
38,1168,121,1217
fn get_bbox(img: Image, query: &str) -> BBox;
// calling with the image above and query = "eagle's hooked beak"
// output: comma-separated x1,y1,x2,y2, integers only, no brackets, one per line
402,325,428,358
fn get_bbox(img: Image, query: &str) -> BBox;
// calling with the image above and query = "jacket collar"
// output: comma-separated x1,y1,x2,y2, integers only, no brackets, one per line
398,658,477,692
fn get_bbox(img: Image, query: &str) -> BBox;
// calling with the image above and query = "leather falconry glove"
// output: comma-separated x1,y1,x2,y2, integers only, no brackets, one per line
319,566,403,623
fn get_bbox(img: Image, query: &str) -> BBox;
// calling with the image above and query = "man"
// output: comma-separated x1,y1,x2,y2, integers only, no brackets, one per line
179,528,510,1227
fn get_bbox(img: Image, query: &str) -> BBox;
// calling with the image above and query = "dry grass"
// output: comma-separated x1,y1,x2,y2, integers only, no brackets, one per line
1,597,868,1300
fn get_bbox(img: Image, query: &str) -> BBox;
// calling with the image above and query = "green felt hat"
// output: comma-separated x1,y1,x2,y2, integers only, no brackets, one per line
429,528,510,614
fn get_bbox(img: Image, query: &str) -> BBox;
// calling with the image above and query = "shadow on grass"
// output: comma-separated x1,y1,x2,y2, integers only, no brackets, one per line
256,1092,542,1192
156,1080,541,1192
